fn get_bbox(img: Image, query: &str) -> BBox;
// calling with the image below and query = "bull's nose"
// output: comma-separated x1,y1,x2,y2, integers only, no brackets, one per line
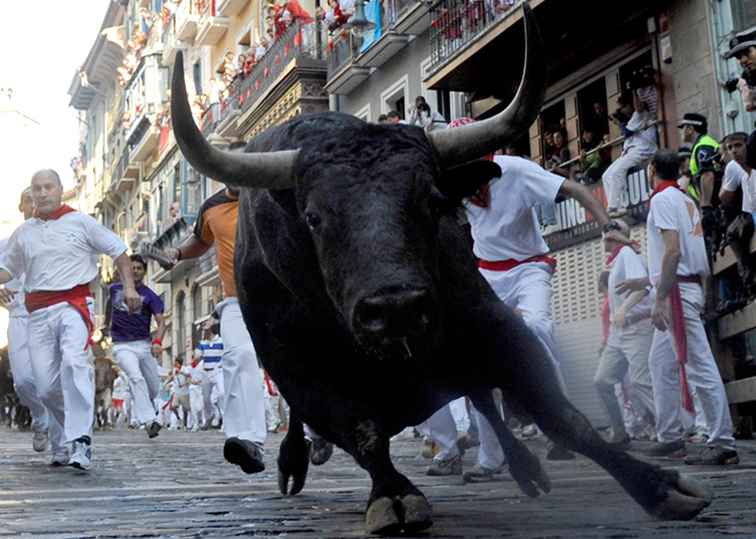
353,288,433,339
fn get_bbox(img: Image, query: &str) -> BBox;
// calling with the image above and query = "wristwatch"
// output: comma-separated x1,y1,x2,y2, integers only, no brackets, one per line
602,221,622,234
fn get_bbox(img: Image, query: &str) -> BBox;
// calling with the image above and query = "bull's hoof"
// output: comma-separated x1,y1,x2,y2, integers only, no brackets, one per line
648,474,713,520
277,438,311,496
506,441,551,498
366,495,433,535
310,438,334,466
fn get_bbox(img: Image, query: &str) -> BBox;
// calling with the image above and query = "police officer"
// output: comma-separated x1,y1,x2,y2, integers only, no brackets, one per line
723,26,756,168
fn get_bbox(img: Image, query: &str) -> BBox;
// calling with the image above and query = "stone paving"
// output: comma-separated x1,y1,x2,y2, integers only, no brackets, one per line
1,427,756,538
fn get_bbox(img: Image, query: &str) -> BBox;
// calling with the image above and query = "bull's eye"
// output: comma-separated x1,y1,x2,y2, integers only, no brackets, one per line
304,211,322,230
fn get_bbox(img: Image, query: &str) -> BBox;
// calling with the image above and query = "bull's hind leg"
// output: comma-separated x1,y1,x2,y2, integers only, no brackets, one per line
469,391,551,498
494,322,712,520
277,414,311,496
347,419,432,535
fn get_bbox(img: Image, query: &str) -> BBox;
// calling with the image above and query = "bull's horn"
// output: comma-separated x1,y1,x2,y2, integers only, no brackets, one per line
428,4,546,167
171,51,298,189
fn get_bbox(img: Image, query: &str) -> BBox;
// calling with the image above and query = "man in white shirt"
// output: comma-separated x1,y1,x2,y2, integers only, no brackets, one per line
0,169,141,471
425,118,626,481
602,91,658,217
187,353,206,431
593,220,655,446
196,320,224,428
644,150,737,465
0,188,62,459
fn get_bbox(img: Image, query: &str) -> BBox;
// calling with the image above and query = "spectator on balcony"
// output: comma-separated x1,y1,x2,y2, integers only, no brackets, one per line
576,128,610,184
546,129,570,170
408,96,448,133
320,0,350,31
601,90,657,217
385,110,404,125
587,101,610,141
542,130,555,163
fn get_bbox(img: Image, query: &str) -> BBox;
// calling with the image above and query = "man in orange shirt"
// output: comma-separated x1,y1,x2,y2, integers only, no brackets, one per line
162,182,266,474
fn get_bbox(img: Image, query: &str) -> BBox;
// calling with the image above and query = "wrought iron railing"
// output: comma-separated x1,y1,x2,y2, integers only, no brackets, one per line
237,21,320,114
327,31,362,77
200,102,221,136
428,0,522,73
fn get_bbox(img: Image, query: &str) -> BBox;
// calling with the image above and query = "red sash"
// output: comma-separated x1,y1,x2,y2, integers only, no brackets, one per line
263,370,278,397
26,284,94,350
478,254,557,272
668,275,701,414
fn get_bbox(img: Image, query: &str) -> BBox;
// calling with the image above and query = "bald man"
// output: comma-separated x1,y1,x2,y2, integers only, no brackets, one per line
0,170,141,471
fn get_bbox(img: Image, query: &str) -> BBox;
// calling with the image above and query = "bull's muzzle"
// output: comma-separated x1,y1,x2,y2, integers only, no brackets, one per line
353,287,433,342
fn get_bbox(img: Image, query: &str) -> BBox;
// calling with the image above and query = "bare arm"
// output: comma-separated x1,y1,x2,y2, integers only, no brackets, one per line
166,234,211,265
719,188,738,208
699,170,716,208
613,289,649,327
114,253,141,313
652,229,681,331
151,313,167,359
559,179,610,226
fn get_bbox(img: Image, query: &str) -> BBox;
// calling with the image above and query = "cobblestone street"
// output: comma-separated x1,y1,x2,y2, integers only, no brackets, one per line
1,428,756,538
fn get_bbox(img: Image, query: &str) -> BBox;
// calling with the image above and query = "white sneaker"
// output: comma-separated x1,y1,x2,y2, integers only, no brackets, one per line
50,450,69,467
69,436,92,471
32,430,49,453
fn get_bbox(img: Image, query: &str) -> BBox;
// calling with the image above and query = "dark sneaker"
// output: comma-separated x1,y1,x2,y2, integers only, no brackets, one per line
462,464,505,483
456,433,480,452
147,421,162,439
546,442,575,461
684,445,739,465
223,437,265,474
309,437,334,466
426,455,462,476
69,436,92,471
644,439,686,458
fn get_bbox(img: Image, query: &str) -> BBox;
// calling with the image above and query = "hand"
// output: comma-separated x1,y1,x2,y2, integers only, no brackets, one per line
612,308,626,328
0,286,15,308
651,297,670,331
123,287,142,313
616,277,649,295
151,343,162,359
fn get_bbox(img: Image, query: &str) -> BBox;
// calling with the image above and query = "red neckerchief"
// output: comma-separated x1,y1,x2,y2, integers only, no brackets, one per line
469,153,495,208
606,244,624,265
650,180,681,198
35,204,76,221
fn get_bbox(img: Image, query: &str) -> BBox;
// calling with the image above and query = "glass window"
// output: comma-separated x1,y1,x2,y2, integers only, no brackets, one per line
732,0,756,32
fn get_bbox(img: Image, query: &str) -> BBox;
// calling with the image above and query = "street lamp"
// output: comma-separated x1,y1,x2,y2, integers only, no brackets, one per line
342,0,375,37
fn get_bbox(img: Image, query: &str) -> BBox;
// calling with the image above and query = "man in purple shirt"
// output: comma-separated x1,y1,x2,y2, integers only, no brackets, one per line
105,255,166,438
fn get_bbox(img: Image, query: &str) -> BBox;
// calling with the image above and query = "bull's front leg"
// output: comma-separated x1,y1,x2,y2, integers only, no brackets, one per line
347,419,432,535
490,316,712,520
277,414,311,496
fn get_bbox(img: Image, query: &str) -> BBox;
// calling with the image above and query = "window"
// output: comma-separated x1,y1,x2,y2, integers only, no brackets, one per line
380,75,409,118
355,103,372,122
176,291,186,360
193,61,203,95
577,78,610,144
732,0,756,31
192,284,203,321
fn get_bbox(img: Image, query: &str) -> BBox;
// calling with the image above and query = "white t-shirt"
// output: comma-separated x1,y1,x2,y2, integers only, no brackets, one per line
721,160,744,193
646,187,710,285
623,110,657,154
607,246,652,337
0,211,127,292
721,161,756,213
0,237,27,317
112,374,128,400
464,155,564,261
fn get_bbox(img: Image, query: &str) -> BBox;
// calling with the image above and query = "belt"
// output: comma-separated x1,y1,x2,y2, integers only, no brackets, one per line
478,255,557,272
26,284,94,350
677,275,701,285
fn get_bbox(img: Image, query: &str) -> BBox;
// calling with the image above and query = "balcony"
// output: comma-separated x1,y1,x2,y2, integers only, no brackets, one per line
176,10,199,43
200,102,222,136
217,0,248,16
162,22,184,66
195,247,220,287
356,31,411,69
196,2,230,46
216,89,242,138
111,149,140,193
128,116,161,163
236,21,328,135
151,217,197,284
390,0,432,35
325,33,371,95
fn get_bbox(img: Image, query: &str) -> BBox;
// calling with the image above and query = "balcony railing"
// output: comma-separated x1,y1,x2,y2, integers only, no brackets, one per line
200,102,222,136
428,0,522,73
237,21,320,115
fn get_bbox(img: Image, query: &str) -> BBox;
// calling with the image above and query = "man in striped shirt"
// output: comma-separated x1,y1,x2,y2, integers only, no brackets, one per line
196,320,224,428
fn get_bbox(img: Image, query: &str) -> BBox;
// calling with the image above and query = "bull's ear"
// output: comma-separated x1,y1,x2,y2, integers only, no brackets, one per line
435,160,502,206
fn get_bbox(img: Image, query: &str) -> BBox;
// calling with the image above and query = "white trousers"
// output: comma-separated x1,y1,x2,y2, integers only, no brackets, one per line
217,298,267,445
113,341,160,426
474,263,565,469
601,147,655,209
8,315,51,433
594,322,656,432
28,301,95,446
648,283,734,446
416,405,460,461
201,368,224,424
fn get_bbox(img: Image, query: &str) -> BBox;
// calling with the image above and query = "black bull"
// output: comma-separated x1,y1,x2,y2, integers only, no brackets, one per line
171,9,712,535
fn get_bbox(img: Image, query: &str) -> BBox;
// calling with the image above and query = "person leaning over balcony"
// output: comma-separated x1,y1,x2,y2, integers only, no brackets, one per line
158,144,269,474
0,169,141,471
630,149,738,465
593,220,656,448
103,254,166,440
601,90,657,217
